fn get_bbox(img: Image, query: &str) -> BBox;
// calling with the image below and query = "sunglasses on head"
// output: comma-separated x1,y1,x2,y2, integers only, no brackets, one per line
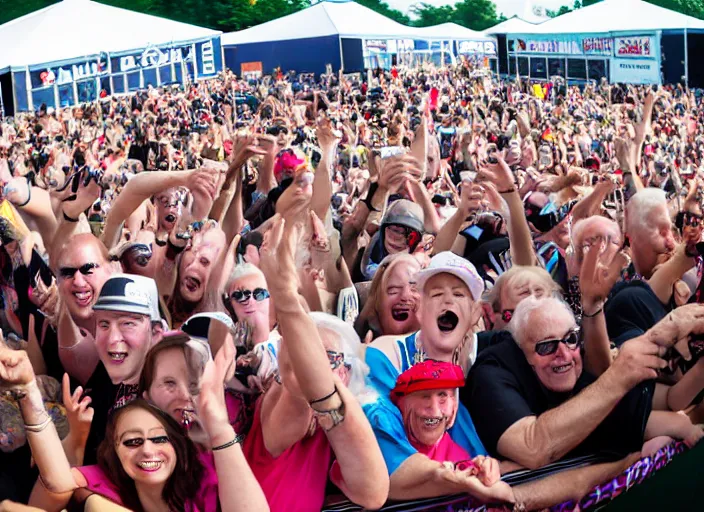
59,263,99,279
327,350,351,371
535,328,582,357
229,288,270,303
123,244,153,267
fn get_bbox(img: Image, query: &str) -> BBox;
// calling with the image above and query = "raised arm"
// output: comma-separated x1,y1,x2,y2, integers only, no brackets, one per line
260,213,389,510
478,157,537,266
311,118,341,222
197,331,270,512
0,346,79,512
102,169,195,248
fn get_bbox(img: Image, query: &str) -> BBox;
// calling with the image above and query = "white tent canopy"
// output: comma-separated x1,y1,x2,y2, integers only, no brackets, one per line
223,0,421,45
512,0,704,34
412,23,496,42
0,0,220,73
483,16,542,35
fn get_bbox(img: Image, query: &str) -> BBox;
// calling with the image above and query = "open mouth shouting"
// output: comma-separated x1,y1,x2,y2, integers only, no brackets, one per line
437,310,459,333
165,214,176,224
391,303,414,322
183,276,201,293
137,460,163,472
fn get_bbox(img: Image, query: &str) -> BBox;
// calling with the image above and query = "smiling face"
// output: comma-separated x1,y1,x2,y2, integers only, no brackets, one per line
95,311,153,385
522,309,582,393
114,407,176,487
399,389,457,447
418,273,479,359
57,239,113,322
228,273,270,327
378,260,421,336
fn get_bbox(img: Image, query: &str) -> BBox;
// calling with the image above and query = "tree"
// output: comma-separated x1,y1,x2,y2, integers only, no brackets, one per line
453,0,503,31
355,0,411,25
410,2,456,27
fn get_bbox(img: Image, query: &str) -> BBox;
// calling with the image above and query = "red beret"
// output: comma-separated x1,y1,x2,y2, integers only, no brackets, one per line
391,360,465,404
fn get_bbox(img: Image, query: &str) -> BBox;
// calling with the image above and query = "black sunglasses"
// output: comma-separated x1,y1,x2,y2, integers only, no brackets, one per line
59,263,100,279
229,288,270,303
535,328,582,357
684,211,703,228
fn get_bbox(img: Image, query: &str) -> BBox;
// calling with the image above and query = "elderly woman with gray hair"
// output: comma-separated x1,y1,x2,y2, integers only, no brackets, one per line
244,213,388,512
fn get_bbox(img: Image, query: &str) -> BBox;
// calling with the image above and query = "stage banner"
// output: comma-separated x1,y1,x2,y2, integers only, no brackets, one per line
615,36,655,59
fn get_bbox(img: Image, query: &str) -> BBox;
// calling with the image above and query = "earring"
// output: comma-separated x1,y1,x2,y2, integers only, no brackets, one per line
414,335,426,365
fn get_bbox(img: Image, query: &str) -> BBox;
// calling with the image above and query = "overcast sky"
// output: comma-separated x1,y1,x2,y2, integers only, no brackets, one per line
386,0,574,18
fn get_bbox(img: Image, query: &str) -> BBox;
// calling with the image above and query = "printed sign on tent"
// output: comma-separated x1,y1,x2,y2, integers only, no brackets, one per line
582,37,613,56
458,41,497,55
611,58,660,85
241,62,263,80
616,36,653,58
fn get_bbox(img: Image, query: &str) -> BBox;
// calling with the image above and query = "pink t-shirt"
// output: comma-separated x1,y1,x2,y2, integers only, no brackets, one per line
242,396,333,512
410,431,472,463
79,457,218,511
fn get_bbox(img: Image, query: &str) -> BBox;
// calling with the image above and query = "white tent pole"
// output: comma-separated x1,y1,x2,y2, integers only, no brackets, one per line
26,67,34,112
684,27,689,89
338,37,345,72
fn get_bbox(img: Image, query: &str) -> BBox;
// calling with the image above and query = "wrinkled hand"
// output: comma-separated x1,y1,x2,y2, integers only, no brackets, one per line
611,336,667,391
378,154,422,190
614,136,636,173
579,239,629,315
683,423,704,448
256,134,280,157
61,373,93,439
436,463,514,504
196,330,236,446
473,455,501,487
187,166,219,221
459,183,487,217
316,118,342,150
231,134,267,165
275,170,313,222
477,156,515,192
646,303,704,360
29,272,59,324
0,338,35,388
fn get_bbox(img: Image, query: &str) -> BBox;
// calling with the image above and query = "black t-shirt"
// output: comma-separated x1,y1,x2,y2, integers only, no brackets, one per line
83,363,118,465
605,280,669,347
462,336,654,460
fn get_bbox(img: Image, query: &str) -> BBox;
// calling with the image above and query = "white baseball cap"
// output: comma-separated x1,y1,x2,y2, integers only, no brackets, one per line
416,252,484,301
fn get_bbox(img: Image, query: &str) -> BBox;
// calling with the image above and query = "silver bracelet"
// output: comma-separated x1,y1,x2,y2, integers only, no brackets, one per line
24,415,53,433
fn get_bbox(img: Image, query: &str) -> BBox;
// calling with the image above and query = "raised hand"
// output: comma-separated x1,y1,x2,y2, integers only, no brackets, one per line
477,156,516,193
0,337,35,390
187,166,220,221
61,373,93,440
196,328,236,446
579,239,629,315
59,168,101,220
259,215,298,294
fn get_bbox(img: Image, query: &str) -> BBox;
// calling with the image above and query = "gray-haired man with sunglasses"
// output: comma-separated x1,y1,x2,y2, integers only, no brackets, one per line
464,295,704,475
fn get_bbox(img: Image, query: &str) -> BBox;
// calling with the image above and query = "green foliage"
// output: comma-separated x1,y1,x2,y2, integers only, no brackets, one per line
355,0,410,24
0,0,507,32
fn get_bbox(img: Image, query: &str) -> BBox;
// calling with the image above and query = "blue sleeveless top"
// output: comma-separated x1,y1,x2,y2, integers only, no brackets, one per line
363,332,487,475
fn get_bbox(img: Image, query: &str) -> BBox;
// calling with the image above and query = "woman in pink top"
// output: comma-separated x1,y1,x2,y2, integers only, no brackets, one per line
0,337,267,512
245,213,389,512
391,359,513,501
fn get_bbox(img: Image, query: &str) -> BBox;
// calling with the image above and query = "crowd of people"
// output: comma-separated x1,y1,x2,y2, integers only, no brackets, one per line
0,60,704,511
